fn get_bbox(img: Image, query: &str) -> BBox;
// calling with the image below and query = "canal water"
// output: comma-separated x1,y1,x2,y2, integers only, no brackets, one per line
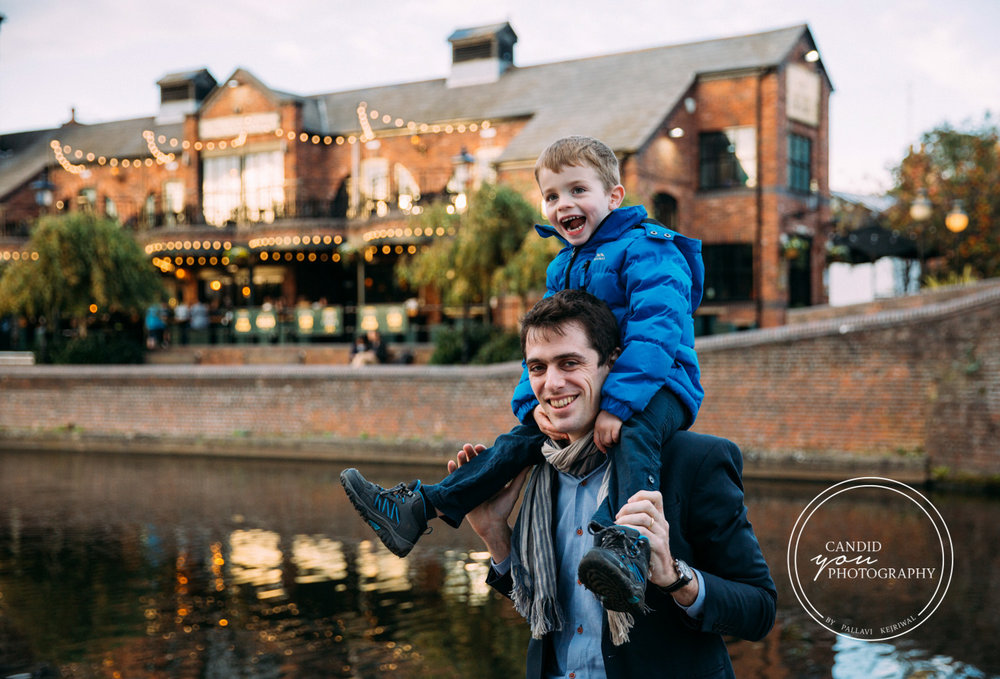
0,450,997,678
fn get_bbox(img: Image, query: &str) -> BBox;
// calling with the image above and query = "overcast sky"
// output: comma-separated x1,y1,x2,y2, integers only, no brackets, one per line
1,0,997,194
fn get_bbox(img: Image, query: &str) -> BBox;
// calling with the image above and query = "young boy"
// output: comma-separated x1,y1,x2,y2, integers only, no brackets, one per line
341,135,703,615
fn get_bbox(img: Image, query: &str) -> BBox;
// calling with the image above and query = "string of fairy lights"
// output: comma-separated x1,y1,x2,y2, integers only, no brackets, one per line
46,102,493,175
0,101,494,270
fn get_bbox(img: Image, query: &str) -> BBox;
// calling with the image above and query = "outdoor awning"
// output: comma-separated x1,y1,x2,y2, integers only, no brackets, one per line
833,223,920,264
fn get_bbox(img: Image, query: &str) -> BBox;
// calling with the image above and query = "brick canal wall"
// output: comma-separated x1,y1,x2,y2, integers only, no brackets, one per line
2,282,998,480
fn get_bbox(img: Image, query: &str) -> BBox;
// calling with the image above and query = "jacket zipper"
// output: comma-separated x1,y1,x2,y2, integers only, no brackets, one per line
563,247,580,290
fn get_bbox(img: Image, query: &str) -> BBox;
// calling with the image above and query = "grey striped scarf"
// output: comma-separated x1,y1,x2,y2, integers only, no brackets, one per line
510,432,636,644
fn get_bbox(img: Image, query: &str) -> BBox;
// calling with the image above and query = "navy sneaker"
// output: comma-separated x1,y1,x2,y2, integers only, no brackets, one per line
340,468,430,557
577,524,651,614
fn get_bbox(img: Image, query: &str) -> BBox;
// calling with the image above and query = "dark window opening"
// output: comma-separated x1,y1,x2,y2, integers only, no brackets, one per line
453,42,493,62
702,243,754,302
653,193,678,230
161,83,191,103
788,134,812,194
698,131,755,189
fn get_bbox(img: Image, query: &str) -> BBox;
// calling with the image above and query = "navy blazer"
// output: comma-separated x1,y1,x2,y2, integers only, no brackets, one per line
487,431,777,679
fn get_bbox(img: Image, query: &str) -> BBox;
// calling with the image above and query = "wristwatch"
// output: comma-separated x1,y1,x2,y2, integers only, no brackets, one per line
659,559,693,593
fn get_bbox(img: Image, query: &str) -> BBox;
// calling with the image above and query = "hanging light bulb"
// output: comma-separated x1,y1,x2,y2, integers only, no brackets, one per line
945,200,968,233
909,189,932,222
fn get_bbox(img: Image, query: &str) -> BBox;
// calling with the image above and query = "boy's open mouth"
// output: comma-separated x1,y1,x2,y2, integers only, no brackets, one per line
560,216,586,235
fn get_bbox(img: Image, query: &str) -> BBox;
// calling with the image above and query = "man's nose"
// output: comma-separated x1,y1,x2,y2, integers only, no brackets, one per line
545,367,566,389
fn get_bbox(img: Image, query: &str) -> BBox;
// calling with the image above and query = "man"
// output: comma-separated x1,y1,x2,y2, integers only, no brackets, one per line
450,289,775,678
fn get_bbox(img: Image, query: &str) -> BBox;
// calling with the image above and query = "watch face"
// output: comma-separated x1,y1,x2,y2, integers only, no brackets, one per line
675,559,694,586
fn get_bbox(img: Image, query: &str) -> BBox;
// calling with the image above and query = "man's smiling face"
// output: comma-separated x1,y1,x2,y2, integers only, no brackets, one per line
525,320,615,442
537,164,624,247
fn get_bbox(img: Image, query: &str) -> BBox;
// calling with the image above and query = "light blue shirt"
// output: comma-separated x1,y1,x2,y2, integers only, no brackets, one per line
494,461,705,678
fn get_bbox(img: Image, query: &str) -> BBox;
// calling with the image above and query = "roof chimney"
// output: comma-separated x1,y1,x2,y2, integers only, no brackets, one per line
446,23,517,88
156,69,217,124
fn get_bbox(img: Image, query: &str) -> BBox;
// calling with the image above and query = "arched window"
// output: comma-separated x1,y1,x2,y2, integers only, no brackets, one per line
653,193,678,230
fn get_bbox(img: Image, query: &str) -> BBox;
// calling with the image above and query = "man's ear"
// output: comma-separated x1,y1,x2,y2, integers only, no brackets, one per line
607,347,622,367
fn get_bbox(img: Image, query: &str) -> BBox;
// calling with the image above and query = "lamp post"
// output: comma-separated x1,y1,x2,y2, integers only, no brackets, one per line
909,190,970,280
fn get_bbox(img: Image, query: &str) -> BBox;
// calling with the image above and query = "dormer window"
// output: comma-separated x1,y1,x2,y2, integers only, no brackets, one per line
453,41,493,63
447,23,517,88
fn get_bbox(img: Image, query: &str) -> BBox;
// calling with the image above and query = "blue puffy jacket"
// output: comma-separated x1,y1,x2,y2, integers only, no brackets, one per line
511,205,705,427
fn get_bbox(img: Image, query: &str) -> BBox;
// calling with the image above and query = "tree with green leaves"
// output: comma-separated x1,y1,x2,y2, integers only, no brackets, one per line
397,184,545,322
0,212,163,339
885,114,999,281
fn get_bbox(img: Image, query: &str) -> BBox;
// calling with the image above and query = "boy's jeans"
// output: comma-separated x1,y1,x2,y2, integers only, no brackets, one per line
422,387,687,530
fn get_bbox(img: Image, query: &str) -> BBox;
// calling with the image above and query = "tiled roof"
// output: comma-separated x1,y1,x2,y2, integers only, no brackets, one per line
1,24,815,199
0,118,183,199
310,24,812,163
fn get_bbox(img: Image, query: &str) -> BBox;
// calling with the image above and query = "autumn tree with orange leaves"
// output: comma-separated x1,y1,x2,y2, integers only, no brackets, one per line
885,114,999,282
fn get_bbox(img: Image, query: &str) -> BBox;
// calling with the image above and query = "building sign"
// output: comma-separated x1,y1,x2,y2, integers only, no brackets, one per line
199,112,281,140
786,64,821,127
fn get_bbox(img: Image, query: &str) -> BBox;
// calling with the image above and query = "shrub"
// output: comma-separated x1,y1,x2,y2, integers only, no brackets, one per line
49,332,145,364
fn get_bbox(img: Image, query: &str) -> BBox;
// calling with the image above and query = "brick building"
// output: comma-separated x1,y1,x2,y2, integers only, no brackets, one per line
0,22,832,337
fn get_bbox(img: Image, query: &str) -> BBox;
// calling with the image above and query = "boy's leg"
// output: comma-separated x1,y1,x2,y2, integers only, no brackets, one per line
589,388,687,529
577,388,687,614
340,422,546,558
422,422,546,527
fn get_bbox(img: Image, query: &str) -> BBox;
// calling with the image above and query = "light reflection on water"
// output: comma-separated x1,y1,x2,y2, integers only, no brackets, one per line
0,450,997,678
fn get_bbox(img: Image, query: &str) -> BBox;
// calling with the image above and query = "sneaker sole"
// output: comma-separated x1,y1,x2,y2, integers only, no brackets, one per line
577,549,645,614
340,470,416,557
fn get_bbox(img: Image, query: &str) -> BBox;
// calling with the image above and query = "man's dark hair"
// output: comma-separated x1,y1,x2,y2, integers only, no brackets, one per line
519,290,620,366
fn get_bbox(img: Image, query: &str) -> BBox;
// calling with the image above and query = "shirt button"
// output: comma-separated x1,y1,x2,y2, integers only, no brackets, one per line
577,625,584,634
576,527,583,536
569,674,576,678
581,479,587,486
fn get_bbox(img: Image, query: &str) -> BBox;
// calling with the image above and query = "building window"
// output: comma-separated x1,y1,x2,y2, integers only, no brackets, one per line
699,127,756,190
78,187,97,212
788,134,812,194
702,243,754,301
653,193,678,230
453,42,493,63
203,150,285,226
164,180,185,226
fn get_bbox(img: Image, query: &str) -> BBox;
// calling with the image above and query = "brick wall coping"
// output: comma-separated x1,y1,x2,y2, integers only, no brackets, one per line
0,361,523,381
696,281,1000,352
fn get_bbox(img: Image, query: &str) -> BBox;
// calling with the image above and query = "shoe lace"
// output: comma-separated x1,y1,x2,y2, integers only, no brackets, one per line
378,482,414,501
600,527,645,558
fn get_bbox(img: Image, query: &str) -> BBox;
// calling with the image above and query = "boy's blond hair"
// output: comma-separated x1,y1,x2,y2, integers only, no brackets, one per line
534,136,621,192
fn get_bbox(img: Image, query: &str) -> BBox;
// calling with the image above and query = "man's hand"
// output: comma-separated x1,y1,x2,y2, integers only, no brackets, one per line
593,409,622,453
531,406,569,441
448,444,529,563
616,489,699,607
